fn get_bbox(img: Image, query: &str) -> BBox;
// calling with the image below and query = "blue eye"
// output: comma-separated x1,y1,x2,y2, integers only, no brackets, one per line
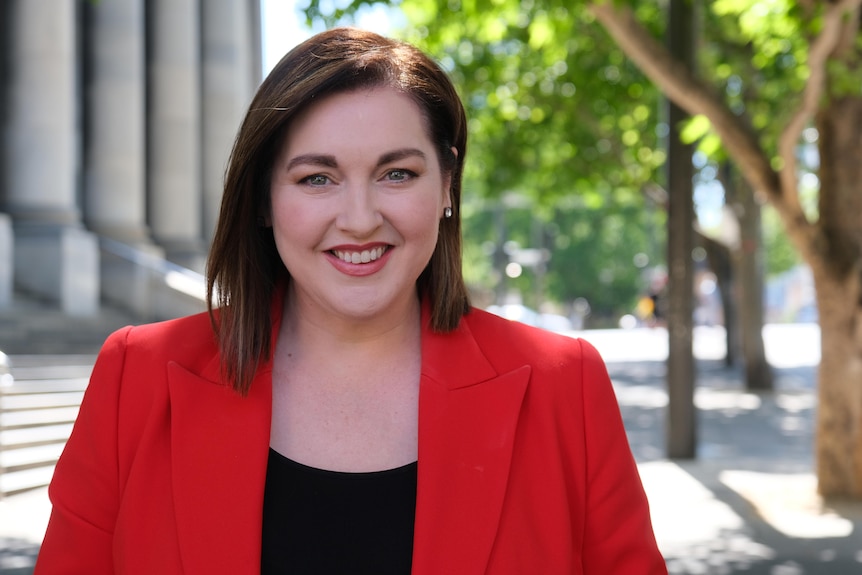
302,174,329,186
387,169,415,182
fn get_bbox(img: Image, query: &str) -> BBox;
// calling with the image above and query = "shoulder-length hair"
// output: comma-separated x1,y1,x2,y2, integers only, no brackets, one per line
206,27,470,395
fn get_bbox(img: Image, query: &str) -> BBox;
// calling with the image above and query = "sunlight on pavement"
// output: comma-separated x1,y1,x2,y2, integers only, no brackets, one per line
720,471,855,539
638,460,779,571
639,459,862,572
640,461,747,543
578,324,821,368
0,487,51,542
614,385,770,412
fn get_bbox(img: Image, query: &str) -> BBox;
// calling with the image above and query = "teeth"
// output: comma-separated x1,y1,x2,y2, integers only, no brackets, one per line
333,246,386,263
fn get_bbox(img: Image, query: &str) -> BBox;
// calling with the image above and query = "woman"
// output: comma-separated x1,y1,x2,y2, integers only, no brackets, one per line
35,28,666,574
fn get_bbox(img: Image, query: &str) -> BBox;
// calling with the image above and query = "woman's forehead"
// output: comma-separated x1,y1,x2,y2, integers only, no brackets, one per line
279,88,435,157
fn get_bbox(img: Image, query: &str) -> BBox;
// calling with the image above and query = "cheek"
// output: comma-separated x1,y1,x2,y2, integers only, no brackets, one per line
269,187,294,219
270,195,321,246
399,203,442,254
271,189,316,227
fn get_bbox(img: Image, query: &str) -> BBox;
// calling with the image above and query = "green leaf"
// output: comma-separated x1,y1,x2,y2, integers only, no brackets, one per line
680,114,712,144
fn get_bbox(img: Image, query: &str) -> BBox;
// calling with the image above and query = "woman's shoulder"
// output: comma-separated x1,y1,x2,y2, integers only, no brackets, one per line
459,308,614,419
462,307,604,371
462,306,594,351
97,309,218,372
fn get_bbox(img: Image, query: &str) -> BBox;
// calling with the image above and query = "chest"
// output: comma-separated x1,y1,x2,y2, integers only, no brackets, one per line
268,349,420,472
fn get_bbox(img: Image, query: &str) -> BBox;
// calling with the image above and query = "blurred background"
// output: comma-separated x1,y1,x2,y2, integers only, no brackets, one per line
2,1,861,573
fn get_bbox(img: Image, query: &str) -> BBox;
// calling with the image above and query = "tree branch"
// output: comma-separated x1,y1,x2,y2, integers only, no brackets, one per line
589,3,778,195
778,0,862,219
588,0,819,257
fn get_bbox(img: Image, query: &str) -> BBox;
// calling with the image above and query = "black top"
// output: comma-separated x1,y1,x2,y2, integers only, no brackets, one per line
261,447,417,574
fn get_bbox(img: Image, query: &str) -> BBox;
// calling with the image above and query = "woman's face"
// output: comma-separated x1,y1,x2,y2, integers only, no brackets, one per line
270,87,452,329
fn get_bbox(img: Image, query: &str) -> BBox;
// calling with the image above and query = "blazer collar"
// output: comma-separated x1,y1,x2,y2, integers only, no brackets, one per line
168,289,283,575
413,309,531,574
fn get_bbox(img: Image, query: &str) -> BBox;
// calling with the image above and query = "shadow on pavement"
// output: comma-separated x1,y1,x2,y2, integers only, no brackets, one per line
617,360,816,470
611,359,862,574
668,462,862,574
0,538,39,575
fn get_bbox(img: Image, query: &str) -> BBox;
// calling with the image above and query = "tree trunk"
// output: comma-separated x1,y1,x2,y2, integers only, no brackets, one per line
665,0,696,460
729,170,773,391
813,267,862,497
813,96,862,497
700,234,737,366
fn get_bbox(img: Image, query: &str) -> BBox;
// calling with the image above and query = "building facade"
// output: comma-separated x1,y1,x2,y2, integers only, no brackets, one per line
0,0,261,317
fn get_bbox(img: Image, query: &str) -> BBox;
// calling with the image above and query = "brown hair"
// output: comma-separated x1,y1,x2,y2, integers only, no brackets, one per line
206,27,470,395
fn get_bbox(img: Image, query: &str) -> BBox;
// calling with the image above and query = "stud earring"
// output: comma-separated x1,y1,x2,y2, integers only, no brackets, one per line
443,207,453,219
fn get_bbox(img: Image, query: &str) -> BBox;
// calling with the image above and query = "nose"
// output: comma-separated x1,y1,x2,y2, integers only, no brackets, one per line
336,180,383,236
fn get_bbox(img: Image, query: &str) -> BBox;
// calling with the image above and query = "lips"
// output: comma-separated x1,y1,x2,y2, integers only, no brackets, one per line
331,246,388,264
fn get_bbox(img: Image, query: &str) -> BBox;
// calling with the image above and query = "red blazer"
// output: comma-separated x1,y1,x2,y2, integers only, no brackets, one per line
36,303,666,574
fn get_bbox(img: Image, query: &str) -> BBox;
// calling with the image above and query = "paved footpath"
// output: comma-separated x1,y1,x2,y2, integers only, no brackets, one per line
596,325,862,574
2,325,861,574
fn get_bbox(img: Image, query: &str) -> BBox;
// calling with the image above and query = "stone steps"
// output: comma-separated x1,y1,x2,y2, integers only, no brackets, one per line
0,291,161,498
0,294,138,355
0,354,94,498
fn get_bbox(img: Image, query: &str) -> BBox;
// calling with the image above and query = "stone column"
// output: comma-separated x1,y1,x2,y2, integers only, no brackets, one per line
249,0,263,87
84,0,166,318
201,0,256,243
147,0,204,271
2,1,99,315
84,0,150,244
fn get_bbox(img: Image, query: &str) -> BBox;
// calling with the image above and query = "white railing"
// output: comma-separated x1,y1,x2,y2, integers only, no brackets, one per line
98,236,207,321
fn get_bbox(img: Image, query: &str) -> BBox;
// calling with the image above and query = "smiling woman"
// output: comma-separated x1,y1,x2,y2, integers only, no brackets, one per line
35,27,666,575
268,87,452,331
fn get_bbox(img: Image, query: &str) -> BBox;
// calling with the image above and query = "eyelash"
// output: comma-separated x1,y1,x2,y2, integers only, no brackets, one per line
386,169,417,182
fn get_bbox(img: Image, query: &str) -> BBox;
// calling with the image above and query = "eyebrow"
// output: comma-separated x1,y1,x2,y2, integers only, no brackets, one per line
377,148,427,166
285,148,427,172
285,154,338,172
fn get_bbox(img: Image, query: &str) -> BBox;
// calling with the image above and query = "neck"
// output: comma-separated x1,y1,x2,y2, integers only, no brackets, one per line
276,290,423,382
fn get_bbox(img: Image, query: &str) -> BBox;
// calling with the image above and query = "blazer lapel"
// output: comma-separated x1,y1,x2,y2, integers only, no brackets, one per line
413,315,530,574
168,360,272,575
168,289,283,575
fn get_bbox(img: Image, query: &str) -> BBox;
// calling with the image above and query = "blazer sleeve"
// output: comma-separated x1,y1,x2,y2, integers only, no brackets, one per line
34,327,133,575
577,339,666,574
